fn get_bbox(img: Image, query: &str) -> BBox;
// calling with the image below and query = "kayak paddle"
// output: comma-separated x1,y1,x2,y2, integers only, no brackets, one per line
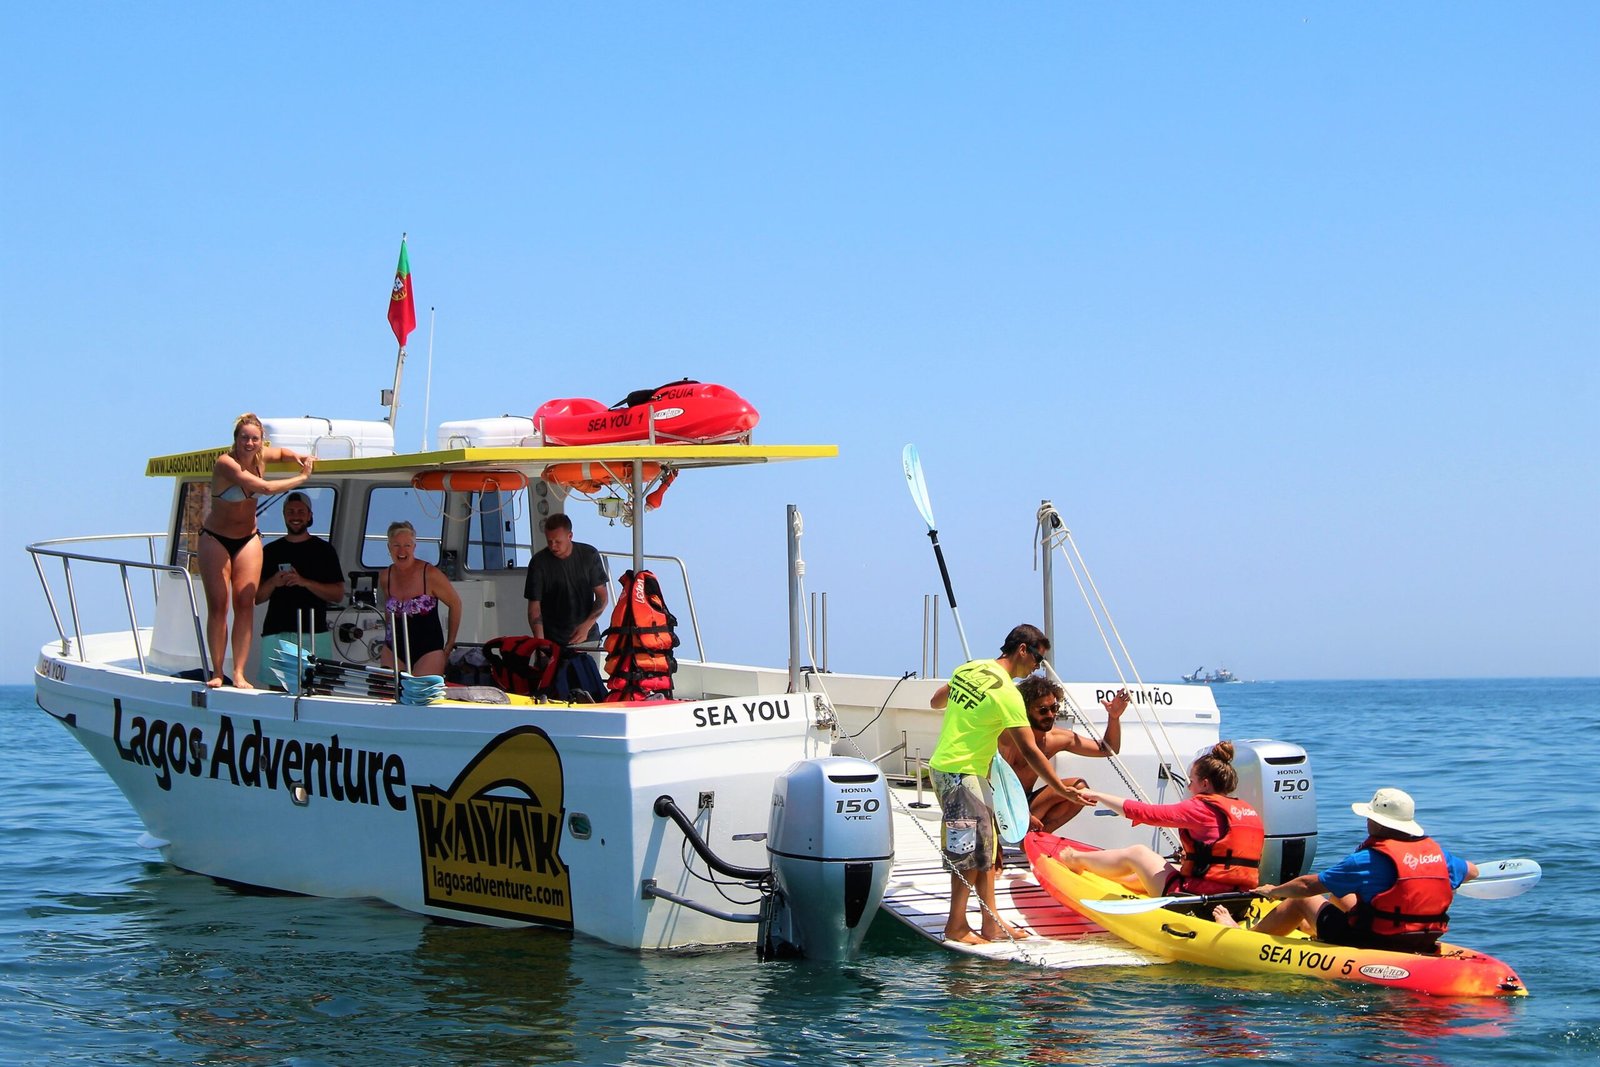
902,444,971,661
1077,856,1542,915
1455,857,1542,899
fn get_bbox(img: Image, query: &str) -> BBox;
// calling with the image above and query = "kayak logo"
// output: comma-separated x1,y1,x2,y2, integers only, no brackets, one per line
1401,851,1444,870
1358,963,1412,981
413,726,573,927
652,407,685,420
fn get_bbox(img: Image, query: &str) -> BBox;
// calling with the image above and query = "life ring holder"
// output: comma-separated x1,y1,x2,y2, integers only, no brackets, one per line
542,462,677,516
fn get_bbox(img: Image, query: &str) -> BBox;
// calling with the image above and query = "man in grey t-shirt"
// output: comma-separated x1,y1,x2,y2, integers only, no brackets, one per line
523,514,609,645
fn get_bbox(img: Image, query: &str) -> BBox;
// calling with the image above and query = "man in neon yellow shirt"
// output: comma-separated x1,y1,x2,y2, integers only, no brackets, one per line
929,624,1085,944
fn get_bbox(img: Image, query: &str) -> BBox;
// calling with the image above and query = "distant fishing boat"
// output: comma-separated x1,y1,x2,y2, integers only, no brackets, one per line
1181,666,1243,684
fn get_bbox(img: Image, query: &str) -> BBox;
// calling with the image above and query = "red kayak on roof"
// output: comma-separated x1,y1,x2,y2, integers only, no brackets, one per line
534,380,760,446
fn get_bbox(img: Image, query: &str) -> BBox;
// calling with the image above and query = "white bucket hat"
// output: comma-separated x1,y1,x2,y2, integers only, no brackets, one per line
1352,787,1425,837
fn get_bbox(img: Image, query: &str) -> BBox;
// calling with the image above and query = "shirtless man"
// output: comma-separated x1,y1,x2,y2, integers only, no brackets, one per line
999,677,1129,833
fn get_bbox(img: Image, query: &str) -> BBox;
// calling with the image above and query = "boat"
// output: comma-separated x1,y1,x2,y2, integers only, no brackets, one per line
26,399,1304,962
1181,666,1242,684
1022,831,1526,997
534,380,759,445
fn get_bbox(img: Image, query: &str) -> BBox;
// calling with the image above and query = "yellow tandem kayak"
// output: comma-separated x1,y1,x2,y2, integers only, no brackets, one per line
1024,832,1526,998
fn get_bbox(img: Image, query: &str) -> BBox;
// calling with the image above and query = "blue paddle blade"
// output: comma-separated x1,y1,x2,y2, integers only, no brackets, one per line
990,754,1028,845
902,444,936,529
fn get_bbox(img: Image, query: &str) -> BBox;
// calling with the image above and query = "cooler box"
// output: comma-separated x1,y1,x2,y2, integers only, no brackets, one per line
436,416,542,450
262,417,395,458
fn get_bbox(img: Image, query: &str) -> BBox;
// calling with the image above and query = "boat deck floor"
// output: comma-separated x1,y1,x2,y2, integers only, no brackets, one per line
883,786,1166,969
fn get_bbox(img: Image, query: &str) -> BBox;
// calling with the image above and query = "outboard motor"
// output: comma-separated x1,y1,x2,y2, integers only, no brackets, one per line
1230,738,1318,884
760,756,893,961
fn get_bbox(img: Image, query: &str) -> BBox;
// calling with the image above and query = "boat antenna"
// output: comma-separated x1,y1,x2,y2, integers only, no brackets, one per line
420,306,436,450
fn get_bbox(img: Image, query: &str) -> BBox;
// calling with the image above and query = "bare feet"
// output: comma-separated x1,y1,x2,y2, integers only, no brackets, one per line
233,677,255,690
1212,905,1241,928
945,927,989,945
981,919,1031,941
1057,846,1085,871
206,676,225,689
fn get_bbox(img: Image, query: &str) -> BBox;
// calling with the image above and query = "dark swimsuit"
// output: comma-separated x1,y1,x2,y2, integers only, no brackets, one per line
384,566,446,663
202,527,260,558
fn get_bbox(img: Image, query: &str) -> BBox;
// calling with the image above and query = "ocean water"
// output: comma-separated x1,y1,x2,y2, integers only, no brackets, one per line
2,678,1597,1066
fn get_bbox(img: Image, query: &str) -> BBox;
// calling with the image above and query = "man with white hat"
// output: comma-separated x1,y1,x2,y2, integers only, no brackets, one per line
1215,787,1479,954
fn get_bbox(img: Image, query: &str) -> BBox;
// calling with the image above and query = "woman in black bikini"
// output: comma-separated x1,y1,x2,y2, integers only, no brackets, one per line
199,413,314,689
378,521,462,677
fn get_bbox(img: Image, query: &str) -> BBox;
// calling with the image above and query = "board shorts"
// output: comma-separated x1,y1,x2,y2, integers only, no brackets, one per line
1314,901,1443,956
932,769,999,873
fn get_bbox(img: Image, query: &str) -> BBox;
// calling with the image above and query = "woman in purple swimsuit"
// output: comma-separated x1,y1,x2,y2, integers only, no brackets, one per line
199,413,314,689
378,520,461,677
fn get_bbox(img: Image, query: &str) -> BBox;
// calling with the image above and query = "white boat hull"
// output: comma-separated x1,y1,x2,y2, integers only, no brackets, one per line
37,642,831,949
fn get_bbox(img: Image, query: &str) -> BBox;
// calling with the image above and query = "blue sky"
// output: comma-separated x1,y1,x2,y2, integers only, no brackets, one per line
2,3,1596,682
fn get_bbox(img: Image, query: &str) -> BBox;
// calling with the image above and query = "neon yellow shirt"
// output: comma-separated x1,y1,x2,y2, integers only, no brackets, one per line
928,659,1027,776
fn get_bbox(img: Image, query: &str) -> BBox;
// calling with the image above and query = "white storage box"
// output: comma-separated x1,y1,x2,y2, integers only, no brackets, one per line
262,417,395,458
436,416,542,450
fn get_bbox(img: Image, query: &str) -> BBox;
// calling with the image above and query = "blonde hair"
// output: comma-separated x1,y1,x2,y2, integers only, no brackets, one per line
386,520,417,539
232,413,267,477
1191,741,1239,795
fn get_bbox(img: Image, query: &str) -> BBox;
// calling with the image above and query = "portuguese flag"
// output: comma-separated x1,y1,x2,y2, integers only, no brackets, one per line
387,237,417,347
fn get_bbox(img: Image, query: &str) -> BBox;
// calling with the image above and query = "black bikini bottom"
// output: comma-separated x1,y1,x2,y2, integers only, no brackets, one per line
202,527,259,559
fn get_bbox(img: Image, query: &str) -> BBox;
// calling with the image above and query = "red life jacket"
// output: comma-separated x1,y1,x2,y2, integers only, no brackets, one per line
483,635,561,697
1178,794,1264,889
1352,836,1454,941
602,570,679,702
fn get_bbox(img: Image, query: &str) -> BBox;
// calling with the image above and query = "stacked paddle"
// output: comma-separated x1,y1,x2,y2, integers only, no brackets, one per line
263,639,444,704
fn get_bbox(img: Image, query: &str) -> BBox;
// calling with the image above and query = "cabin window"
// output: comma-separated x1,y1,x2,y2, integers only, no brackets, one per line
464,480,559,572
257,486,338,542
170,482,342,574
172,481,209,573
361,487,443,567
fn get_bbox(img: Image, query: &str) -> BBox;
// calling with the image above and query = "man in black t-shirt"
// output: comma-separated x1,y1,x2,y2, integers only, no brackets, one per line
524,513,609,645
256,492,345,659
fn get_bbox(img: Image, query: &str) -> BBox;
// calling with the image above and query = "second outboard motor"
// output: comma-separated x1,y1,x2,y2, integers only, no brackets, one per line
760,756,893,961
1230,738,1318,885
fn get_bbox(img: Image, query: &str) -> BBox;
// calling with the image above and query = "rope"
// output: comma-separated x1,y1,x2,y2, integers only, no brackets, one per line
1034,502,1188,856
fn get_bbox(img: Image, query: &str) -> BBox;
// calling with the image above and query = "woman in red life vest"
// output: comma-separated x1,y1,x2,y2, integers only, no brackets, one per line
1216,787,1477,955
1057,741,1264,897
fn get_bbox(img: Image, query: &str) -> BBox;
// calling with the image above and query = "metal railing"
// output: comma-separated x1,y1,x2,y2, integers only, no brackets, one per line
597,550,705,660
28,534,209,677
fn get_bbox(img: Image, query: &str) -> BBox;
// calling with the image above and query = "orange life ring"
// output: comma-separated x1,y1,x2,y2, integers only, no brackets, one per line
411,470,529,493
543,461,662,495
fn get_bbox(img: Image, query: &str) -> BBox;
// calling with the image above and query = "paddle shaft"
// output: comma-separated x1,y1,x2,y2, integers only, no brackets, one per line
902,445,972,661
925,530,971,661
1080,856,1540,914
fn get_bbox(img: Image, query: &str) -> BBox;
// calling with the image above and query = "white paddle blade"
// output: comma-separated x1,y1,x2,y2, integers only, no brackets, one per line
1457,858,1541,900
1076,895,1177,915
902,444,937,529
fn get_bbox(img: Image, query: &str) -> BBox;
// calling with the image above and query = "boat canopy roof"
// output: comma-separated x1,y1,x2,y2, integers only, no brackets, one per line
146,442,838,480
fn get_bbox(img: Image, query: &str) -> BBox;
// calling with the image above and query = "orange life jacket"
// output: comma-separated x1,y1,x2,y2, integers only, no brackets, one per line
1352,836,1454,941
602,570,680,654
1178,794,1264,889
602,570,679,702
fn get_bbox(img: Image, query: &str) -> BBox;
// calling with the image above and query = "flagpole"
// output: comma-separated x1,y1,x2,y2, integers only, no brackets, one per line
421,306,436,451
388,343,406,428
